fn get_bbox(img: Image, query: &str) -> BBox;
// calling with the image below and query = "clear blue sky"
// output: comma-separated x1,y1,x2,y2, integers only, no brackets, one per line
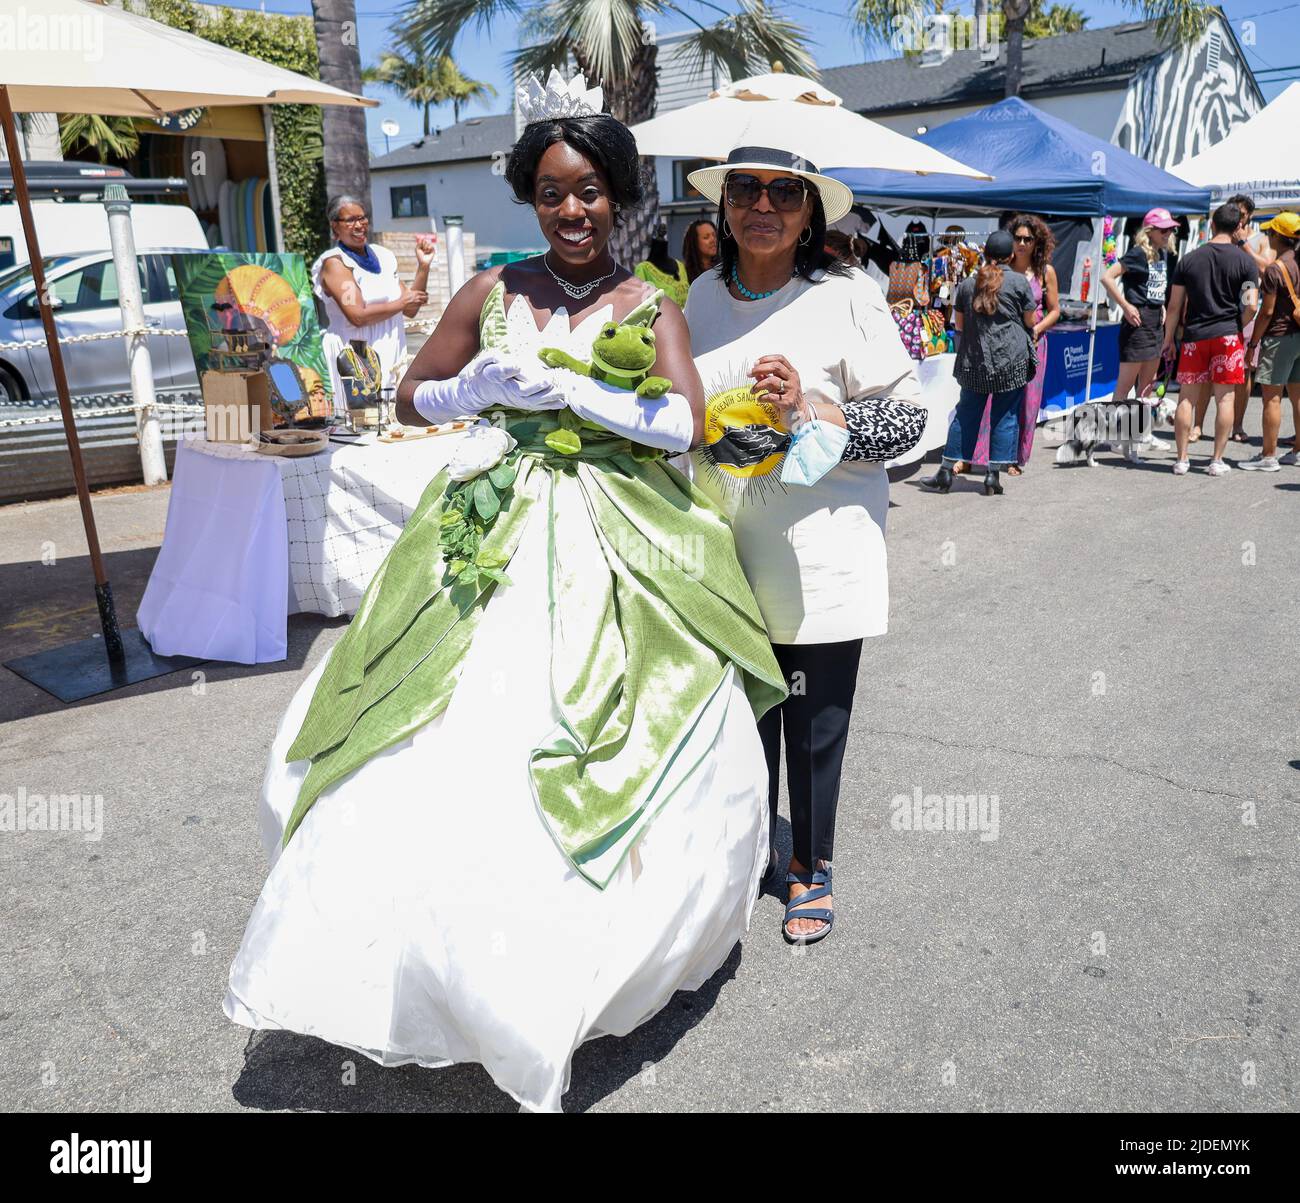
222,1,1300,156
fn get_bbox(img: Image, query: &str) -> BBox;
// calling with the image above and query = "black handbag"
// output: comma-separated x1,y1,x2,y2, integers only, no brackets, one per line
840,397,928,463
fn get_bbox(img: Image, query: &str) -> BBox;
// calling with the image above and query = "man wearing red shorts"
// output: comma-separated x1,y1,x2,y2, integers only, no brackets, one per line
1162,202,1260,475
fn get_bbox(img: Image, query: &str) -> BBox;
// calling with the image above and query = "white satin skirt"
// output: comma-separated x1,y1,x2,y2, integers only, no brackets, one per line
223,483,771,1112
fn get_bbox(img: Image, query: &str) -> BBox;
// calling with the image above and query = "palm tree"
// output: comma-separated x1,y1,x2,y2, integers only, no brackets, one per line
365,48,445,137
853,1,1213,99
401,0,817,264
310,0,371,203
58,114,141,164
365,30,498,135
1026,0,1088,37
438,57,499,123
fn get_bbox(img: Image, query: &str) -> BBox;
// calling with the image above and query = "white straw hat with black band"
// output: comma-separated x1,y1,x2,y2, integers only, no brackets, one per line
687,145,855,226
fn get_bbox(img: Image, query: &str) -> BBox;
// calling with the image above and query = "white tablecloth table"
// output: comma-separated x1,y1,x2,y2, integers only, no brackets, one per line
886,352,959,468
138,433,457,664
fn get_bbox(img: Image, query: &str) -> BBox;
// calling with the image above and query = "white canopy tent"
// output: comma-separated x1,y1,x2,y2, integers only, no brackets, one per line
0,0,374,700
1170,83,1300,211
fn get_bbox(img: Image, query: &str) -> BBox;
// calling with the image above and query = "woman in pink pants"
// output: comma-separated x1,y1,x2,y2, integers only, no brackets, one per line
955,214,1060,474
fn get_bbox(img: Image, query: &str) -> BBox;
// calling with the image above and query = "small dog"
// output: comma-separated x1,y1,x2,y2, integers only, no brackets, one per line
1053,390,1176,467
1054,349,1177,466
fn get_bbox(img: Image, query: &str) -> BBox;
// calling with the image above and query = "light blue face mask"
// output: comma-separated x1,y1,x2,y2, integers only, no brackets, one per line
780,410,849,487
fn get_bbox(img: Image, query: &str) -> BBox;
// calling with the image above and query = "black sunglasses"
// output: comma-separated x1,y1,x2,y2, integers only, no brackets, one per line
724,173,809,213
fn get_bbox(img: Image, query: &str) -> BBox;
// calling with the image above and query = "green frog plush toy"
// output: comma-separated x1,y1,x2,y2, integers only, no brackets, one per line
538,321,671,399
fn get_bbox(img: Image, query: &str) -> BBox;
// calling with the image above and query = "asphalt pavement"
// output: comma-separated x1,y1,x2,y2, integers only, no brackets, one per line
1,419,1296,1112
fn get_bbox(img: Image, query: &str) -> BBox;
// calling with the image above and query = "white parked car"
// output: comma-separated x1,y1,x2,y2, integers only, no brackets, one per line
0,251,200,404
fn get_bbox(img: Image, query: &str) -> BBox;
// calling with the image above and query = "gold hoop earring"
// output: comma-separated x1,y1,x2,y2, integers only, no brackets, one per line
798,227,812,246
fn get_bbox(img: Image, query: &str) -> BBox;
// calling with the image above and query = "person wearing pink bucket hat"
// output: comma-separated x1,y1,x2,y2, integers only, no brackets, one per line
1100,208,1180,461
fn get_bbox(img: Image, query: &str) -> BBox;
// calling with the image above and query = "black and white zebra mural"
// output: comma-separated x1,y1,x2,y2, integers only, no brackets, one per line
1114,17,1263,170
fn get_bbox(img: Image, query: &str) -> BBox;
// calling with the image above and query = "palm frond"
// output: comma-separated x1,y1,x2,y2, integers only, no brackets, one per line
400,0,529,59
849,0,934,49
554,0,649,83
1129,0,1216,46
509,31,576,80
671,0,818,84
58,113,140,163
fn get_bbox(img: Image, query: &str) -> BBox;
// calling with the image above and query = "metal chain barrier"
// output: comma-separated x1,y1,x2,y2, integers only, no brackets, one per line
0,399,204,430
3,322,432,352
0,317,438,429
0,326,191,353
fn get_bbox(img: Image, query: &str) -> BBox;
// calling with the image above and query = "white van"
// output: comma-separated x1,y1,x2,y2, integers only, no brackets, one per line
0,161,207,267
0,198,207,267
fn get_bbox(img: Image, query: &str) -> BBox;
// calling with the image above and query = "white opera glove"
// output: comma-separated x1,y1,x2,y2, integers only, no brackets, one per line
411,351,566,424
471,351,567,412
557,372,695,453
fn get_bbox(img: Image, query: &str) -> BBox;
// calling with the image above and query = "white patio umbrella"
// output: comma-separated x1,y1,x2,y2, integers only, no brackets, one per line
0,0,375,702
1170,83,1300,211
630,71,991,178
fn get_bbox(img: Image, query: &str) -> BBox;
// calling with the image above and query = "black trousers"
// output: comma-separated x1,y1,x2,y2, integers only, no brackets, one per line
757,638,863,868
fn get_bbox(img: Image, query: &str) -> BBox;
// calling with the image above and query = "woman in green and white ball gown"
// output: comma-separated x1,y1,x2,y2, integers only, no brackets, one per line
223,72,784,1113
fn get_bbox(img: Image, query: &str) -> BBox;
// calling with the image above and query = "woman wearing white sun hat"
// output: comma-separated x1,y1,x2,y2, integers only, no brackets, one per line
683,141,926,945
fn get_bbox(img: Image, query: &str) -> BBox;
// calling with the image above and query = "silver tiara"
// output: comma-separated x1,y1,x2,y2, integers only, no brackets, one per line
516,68,604,125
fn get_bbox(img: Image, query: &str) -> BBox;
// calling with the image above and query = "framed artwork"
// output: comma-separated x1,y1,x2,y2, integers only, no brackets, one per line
172,251,332,419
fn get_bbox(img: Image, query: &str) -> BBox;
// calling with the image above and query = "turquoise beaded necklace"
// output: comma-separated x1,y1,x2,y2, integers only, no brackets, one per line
731,264,791,301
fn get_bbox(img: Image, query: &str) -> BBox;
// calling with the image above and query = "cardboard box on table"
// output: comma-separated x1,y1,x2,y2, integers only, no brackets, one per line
202,370,276,442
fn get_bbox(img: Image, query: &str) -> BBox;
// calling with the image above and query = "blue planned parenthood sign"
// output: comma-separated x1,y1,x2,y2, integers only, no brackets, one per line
1040,322,1120,415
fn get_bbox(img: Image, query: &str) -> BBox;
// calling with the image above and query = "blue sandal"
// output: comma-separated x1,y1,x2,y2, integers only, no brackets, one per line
782,864,834,945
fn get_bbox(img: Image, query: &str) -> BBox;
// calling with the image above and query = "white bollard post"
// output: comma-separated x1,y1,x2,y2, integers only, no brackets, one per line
104,183,166,485
444,215,466,298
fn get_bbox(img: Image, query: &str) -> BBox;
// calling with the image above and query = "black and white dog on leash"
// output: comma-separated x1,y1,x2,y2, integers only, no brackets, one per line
1053,393,1177,466
1054,353,1178,467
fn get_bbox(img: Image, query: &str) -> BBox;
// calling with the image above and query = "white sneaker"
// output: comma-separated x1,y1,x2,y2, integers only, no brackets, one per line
1280,450,1300,466
1237,455,1281,472
1206,459,1233,476
1172,460,1190,475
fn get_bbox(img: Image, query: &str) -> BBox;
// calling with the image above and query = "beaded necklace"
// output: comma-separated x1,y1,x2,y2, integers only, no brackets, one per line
731,264,791,301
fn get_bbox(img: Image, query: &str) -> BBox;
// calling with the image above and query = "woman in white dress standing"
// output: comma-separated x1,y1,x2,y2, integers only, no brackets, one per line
683,144,926,944
312,195,434,411
224,72,785,1112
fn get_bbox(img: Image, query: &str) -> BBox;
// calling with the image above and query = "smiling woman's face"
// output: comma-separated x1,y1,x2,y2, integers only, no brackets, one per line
533,140,614,266
725,169,812,266
331,203,369,250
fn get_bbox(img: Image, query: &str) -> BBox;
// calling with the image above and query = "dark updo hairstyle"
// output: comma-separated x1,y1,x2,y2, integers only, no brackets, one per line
504,114,644,227
714,176,852,284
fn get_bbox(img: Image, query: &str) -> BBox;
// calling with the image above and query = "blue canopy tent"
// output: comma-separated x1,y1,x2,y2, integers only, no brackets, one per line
827,97,1212,216
828,99,1213,414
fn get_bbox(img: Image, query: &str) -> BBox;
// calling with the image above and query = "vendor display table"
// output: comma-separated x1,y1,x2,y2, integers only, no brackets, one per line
890,352,959,466
138,434,456,664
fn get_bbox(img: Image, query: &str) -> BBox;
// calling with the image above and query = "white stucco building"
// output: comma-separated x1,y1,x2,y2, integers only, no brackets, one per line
369,112,540,262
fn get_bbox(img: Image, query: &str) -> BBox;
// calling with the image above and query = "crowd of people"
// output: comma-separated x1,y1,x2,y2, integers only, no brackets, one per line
920,193,1300,486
